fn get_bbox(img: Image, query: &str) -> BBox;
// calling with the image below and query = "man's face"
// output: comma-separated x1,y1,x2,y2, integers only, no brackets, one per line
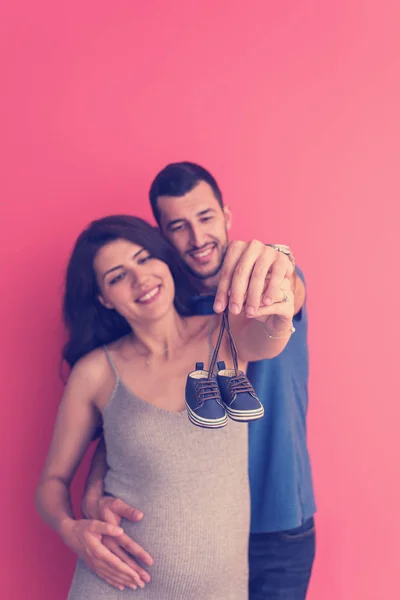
157,181,232,284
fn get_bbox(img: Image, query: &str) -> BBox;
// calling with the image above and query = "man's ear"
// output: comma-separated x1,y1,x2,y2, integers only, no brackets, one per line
98,294,114,310
223,205,232,231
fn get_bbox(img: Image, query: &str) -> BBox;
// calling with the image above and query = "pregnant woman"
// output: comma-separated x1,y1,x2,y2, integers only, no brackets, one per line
36,215,294,599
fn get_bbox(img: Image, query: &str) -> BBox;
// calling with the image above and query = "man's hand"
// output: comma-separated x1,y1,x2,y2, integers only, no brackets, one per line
80,495,153,591
213,240,295,317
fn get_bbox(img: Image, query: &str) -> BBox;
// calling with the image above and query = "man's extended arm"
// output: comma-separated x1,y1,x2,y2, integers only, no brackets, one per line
81,435,107,519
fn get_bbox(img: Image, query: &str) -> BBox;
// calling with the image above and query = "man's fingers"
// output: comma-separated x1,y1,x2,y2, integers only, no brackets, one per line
214,242,294,312
100,497,143,524
102,507,121,526
90,520,123,537
113,499,144,523
227,242,266,314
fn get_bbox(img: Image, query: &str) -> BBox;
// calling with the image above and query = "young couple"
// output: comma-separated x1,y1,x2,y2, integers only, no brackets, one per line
36,162,316,599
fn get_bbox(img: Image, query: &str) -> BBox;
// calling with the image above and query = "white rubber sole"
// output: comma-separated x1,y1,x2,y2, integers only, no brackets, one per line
186,403,228,429
225,405,265,422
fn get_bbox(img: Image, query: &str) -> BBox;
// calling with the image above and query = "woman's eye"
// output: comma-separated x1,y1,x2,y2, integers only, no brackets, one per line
109,272,126,285
138,254,152,264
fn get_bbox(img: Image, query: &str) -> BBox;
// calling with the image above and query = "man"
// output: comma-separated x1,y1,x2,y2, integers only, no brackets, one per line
82,162,316,599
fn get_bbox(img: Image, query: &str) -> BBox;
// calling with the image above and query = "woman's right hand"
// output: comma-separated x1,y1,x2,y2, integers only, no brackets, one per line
61,518,148,591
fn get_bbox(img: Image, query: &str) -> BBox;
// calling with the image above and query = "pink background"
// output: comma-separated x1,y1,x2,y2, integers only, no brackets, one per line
1,1,399,598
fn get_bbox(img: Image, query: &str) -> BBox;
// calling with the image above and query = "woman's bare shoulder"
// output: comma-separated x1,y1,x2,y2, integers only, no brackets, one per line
68,346,112,392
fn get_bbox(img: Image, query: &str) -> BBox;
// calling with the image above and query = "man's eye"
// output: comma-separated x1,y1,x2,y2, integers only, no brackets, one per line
109,272,125,285
171,224,184,232
201,216,212,222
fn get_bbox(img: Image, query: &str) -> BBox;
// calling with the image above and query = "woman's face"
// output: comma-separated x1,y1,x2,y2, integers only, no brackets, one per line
94,238,176,324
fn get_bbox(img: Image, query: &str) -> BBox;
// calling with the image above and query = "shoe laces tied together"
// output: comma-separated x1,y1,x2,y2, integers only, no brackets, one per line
195,379,220,404
228,374,255,396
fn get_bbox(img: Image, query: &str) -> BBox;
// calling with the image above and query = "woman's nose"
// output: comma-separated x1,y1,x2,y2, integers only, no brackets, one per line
129,267,149,288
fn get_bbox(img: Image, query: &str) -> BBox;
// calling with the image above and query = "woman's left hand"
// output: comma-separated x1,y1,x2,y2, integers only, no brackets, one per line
250,277,295,336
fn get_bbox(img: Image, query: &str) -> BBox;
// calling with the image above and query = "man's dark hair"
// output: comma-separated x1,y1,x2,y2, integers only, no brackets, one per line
149,161,223,226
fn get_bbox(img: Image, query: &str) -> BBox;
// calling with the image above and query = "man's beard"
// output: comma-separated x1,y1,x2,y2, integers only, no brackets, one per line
183,241,228,281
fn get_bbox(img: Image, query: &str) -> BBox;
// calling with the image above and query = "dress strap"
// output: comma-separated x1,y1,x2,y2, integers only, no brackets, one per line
103,345,120,380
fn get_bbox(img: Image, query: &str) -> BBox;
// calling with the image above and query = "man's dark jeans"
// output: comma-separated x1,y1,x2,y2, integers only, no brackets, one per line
249,518,316,599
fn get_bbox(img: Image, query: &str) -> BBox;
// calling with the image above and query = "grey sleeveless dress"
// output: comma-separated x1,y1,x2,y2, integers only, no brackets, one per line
68,348,250,599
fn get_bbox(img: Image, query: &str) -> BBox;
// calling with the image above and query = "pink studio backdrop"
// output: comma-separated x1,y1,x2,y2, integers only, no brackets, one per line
1,1,399,599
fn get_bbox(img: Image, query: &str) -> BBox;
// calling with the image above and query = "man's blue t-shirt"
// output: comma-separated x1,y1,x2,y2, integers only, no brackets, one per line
190,266,316,533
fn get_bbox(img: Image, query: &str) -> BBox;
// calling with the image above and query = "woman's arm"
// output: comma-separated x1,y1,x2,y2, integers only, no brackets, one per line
35,354,142,591
35,356,102,536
